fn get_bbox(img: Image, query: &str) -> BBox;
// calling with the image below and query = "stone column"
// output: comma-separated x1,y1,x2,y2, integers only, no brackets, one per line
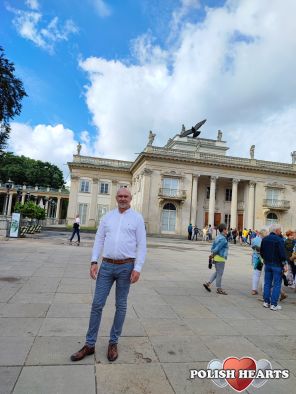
21,192,25,204
67,175,79,223
110,180,118,209
45,199,49,215
208,176,217,227
190,175,199,225
89,178,99,227
230,178,240,229
247,181,256,229
141,169,152,231
55,197,61,221
7,193,13,216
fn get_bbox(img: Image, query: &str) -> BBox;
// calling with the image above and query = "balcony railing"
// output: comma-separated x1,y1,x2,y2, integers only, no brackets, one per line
263,199,290,210
158,188,186,200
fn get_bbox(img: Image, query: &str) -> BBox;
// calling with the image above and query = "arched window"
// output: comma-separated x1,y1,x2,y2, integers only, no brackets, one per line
266,212,278,225
161,203,176,232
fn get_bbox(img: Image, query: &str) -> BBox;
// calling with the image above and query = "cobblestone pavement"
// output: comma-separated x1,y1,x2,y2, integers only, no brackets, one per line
0,234,296,394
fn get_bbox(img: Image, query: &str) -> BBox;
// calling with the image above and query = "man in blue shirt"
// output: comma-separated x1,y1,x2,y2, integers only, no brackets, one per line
260,224,288,311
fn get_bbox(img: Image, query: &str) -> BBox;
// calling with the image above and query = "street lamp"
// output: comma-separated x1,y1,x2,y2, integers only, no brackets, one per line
4,179,13,216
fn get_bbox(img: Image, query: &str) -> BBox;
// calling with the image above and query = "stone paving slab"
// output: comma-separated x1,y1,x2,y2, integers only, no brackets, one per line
150,335,215,362
140,318,195,337
0,303,50,318
8,292,56,304
25,336,93,365
133,303,180,319
182,317,240,336
199,335,270,360
0,317,43,337
0,337,35,366
95,364,174,394
38,317,90,336
47,303,91,318
0,367,22,394
13,365,96,394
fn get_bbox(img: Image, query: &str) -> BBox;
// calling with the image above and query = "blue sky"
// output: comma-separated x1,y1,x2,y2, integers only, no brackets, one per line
1,0,296,178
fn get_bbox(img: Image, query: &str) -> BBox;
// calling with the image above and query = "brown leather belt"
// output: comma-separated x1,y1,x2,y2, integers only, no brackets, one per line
103,257,135,264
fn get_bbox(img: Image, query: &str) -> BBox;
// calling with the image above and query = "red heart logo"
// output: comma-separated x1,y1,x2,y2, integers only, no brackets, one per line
223,357,256,392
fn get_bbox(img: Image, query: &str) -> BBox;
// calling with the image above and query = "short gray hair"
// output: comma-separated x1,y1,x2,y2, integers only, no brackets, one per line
259,228,268,237
269,223,281,233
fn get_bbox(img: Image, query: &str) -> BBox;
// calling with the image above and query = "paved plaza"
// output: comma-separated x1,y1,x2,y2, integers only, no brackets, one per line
1,233,296,394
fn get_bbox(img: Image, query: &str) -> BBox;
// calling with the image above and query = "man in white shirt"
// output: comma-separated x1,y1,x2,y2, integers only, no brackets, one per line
70,188,146,362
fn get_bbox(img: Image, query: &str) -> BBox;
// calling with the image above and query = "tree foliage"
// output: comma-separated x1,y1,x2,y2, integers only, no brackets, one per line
0,46,27,151
14,201,46,220
0,152,65,188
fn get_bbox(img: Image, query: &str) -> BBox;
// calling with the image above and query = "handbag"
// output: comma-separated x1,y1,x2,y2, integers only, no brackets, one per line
254,254,263,271
208,255,213,269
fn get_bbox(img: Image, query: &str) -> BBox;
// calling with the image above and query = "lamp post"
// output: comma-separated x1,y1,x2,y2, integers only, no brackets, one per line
4,179,13,216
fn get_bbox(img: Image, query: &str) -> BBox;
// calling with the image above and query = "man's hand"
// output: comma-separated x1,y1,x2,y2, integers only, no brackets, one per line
90,263,98,280
283,264,288,273
130,270,140,284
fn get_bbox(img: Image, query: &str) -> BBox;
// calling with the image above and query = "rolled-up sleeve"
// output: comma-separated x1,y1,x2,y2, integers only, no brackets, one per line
134,216,147,272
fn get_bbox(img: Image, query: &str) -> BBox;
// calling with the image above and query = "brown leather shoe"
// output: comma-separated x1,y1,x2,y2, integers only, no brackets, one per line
107,343,118,362
70,345,94,362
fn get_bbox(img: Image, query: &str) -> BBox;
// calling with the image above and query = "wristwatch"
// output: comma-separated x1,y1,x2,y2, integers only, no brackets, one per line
91,261,98,265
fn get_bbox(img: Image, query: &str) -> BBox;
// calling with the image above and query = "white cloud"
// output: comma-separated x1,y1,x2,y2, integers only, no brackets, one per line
79,0,296,163
8,4,78,53
8,123,92,179
92,0,111,17
25,0,39,10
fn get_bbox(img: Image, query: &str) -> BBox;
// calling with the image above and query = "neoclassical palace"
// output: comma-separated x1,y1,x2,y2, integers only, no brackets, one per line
67,128,296,236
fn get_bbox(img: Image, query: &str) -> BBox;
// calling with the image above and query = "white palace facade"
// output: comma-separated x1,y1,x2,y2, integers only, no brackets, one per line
67,129,296,236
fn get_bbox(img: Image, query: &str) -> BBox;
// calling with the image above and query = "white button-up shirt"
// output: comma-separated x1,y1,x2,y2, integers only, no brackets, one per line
91,208,147,272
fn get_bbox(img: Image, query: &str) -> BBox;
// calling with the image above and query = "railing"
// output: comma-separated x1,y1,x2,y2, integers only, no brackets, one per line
0,184,69,194
262,199,290,209
73,155,132,169
158,188,186,199
149,147,295,172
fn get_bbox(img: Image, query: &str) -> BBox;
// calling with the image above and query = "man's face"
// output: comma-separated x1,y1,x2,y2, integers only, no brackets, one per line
116,189,132,210
275,228,282,236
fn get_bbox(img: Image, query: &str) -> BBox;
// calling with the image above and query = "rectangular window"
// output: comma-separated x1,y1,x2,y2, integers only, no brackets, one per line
225,188,232,201
162,178,179,196
98,204,109,223
80,180,90,193
100,183,109,194
224,214,231,228
266,188,279,201
207,186,217,200
78,203,88,225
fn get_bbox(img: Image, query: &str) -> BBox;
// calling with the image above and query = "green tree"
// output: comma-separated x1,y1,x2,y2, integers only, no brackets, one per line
14,201,46,221
0,47,27,152
0,153,65,188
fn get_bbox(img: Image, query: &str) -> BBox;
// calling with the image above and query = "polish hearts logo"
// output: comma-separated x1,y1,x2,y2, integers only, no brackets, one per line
223,357,256,392
190,357,289,392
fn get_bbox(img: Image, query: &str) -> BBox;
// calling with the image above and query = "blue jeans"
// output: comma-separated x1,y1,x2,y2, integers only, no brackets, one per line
86,261,134,347
70,228,80,242
263,264,282,306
